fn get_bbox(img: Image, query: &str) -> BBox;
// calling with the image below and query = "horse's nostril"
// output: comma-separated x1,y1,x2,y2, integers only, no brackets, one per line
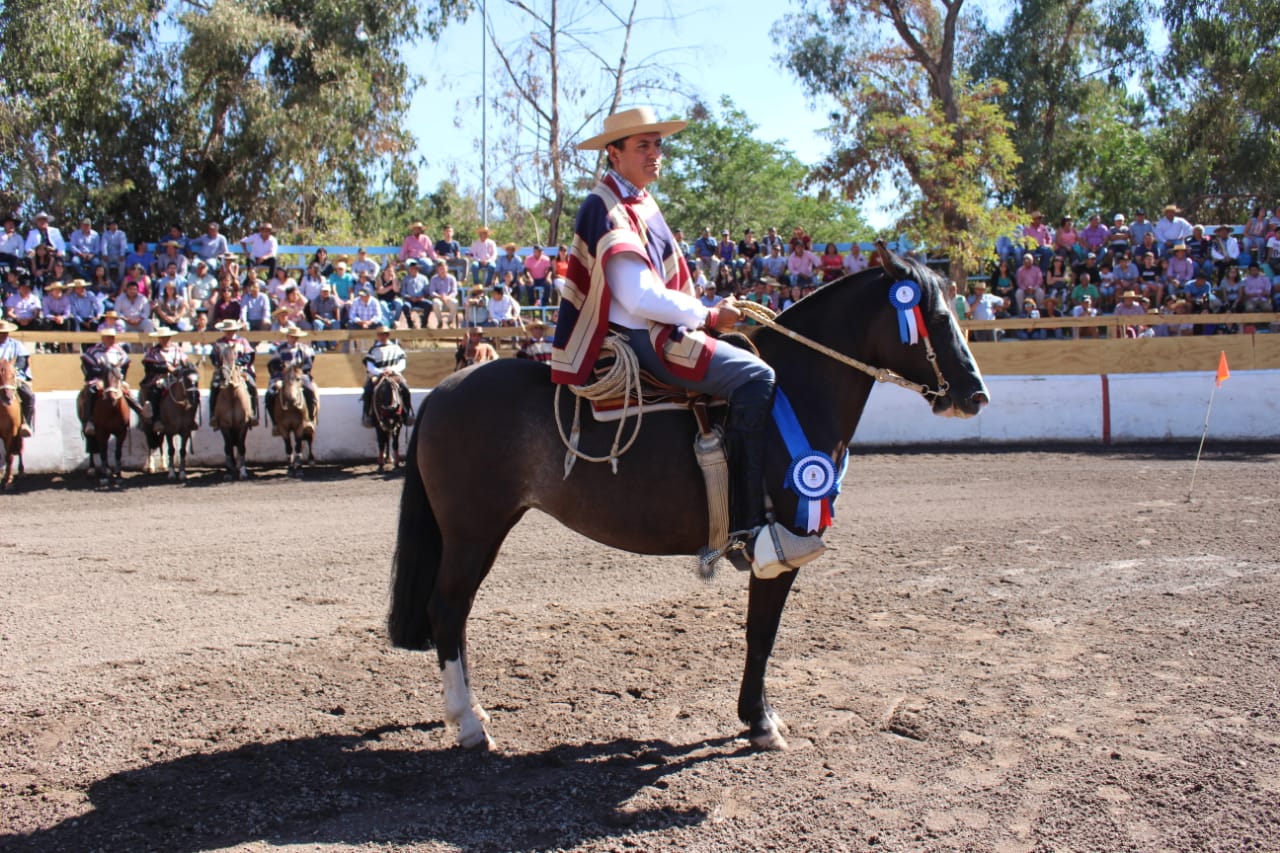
972,391,989,408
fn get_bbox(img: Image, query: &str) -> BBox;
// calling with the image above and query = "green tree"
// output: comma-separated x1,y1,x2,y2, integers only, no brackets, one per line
968,0,1150,217
775,0,1022,274
658,97,871,241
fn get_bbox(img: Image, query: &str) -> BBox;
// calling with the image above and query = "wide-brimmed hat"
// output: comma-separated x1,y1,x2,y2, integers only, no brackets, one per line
1120,290,1140,299
0,320,17,333
285,324,307,337
409,221,425,231
373,322,390,333
468,326,484,336
259,222,274,231
1172,243,1187,251
1163,204,1180,215
148,326,176,337
504,242,518,251
1214,224,1231,233
576,106,687,151
272,306,291,317
45,280,65,291
214,319,243,331
528,318,547,329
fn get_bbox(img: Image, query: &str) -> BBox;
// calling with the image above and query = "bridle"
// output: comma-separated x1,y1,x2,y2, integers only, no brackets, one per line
735,296,951,403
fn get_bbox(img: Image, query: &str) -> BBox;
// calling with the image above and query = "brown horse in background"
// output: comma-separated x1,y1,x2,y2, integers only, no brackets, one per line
371,372,405,471
271,364,316,477
213,345,253,481
0,359,24,490
86,365,131,487
145,372,200,482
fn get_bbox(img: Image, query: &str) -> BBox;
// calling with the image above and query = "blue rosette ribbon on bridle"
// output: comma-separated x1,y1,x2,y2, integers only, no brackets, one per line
771,388,848,533
889,279,927,345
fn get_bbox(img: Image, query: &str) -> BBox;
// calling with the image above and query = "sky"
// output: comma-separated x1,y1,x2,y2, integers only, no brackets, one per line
400,0,901,228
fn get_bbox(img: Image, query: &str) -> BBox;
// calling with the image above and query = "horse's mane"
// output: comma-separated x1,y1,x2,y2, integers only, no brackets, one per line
774,257,946,328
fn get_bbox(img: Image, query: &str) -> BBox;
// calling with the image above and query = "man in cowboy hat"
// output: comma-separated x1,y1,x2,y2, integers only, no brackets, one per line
139,325,200,434
0,215,25,270
399,221,435,265
1210,224,1241,279
361,323,413,426
515,318,553,362
40,279,76,335
79,322,144,435
495,241,524,288
558,106,820,576
23,211,66,259
264,324,318,433
0,319,36,437
4,278,42,331
1154,204,1193,251
469,226,498,287
208,319,259,429
239,222,278,280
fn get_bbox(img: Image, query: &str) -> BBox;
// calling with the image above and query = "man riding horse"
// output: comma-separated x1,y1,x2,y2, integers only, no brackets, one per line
361,324,413,428
0,320,35,438
554,107,822,575
208,319,259,429
264,323,319,434
140,326,200,434
80,324,144,436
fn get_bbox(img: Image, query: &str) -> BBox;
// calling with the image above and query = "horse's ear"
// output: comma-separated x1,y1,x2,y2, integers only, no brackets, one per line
874,240,914,281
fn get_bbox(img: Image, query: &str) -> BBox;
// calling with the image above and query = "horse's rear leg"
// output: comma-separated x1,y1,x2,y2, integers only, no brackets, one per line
738,570,800,750
431,542,503,750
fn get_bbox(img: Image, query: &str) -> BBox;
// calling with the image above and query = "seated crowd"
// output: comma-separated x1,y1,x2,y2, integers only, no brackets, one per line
968,203,1280,337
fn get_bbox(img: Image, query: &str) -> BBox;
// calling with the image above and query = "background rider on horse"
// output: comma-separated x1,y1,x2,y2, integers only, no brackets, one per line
140,326,200,434
0,320,35,437
264,324,319,434
553,106,822,574
208,319,259,429
361,324,413,428
79,324,144,436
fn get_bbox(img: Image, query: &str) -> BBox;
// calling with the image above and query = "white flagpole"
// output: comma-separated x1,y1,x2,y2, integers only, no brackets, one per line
1186,381,1220,503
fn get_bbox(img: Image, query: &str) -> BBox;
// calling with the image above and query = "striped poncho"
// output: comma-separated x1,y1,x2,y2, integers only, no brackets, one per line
550,174,715,385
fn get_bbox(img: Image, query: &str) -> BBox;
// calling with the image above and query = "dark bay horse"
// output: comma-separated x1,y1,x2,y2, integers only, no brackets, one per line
271,365,316,476
389,251,989,750
87,366,131,487
371,372,405,471
145,372,199,482
0,359,24,490
213,346,252,481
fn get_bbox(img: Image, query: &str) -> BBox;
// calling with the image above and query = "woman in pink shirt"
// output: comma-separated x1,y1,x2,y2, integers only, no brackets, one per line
1054,215,1080,261
786,239,819,286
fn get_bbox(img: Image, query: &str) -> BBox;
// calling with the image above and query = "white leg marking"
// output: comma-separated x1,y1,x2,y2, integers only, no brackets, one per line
442,658,492,749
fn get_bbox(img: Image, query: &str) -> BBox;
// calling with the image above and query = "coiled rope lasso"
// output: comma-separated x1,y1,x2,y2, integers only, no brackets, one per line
554,333,644,475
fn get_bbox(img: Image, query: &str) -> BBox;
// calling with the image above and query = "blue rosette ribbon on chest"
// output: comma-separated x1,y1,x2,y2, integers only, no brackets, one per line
772,388,849,532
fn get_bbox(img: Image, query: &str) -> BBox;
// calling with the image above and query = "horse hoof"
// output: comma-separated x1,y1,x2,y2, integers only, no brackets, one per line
456,729,495,751
749,728,789,751
223,473,233,482
238,470,249,481
168,471,177,481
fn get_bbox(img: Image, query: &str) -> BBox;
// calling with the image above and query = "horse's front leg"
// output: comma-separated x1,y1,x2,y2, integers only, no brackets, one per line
738,569,800,750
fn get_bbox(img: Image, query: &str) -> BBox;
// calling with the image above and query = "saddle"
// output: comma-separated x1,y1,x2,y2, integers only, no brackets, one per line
585,352,726,428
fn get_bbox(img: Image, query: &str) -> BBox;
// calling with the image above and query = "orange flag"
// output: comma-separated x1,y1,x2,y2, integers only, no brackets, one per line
1216,351,1230,387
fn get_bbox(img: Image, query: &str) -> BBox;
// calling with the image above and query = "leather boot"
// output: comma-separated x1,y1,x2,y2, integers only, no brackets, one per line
723,379,774,571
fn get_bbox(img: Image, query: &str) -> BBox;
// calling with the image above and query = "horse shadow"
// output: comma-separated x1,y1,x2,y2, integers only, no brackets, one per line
9,726,744,852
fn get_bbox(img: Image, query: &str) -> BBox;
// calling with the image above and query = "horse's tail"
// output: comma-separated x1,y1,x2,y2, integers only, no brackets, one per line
388,412,442,651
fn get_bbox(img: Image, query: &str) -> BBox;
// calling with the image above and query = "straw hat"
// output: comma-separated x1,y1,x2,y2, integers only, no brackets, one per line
576,106,687,151
214,319,243,331
0,320,17,333
45,280,65,291
272,306,291,317
148,326,176,337
285,324,307,338
1120,290,1140,299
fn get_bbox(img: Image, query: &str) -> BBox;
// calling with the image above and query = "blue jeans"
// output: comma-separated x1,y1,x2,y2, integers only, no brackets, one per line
471,261,496,286
615,326,774,399
379,299,404,327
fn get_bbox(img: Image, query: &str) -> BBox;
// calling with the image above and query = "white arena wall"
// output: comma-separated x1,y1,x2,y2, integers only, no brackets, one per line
18,371,1280,473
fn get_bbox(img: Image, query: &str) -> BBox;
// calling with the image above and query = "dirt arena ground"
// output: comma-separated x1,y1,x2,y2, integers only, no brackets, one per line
2,446,1278,852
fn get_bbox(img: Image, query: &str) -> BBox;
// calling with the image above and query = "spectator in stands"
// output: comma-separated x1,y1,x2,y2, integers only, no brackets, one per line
1014,297,1045,340
190,221,230,271
433,225,464,280
423,258,458,329
156,261,185,297
374,264,405,327
399,259,429,328
1045,255,1070,304
717,230,738,280
1040,295,1065,338
1241,263,1271,312
309,282,343,340
1137,254,1163,305
843,243,869,276
1071,294,1099,338
352,247,380,281
40,280,74,338
693,226,718,279
152,240,188,280
210,278,241,325
1267,225,1280,266
116,279,154,333
469,227,498,286
123,240,154,283
311,247,335,277
455,326,497,371
1132,230,1159,265
1081,214,1109,256
1210,225,1240,280
1114,290,1147,328
1013,255,1044,312
552,244,570,301
88,264,114,302
295,262,323,303
1166,243,1196,290
672,229,691,262
265,264,295,304
399,221,436,266
239,278,271,331
760,242,788,284
240,222,278,279
1243,206,1268,261
786,239,820,286
68,218,100,278
1096,261,1116,310
153,279,193,331
0,216,24,271
494,242,523,290
1054,215,1080,261
1107,214,1132,257
699,280,723,308
1070,272,1101,309
328,260,355,302
1024,211,1053,268
68,278,103,332
522,245,552,305
188,259,217,309
486,283,519,326
819,242,844,283
738,229,761,281
346,284,382,332
273,286,309,331
1185,224,1210,267
791,225,813,252
1183,271,1215,308
29,244,56,288
760,226,785,257
24,211,66,259
994,258,1018,307
463,285,488,327
515,319,553,363
1217,265,1244,312
1154,204,1193,252
967,281,1003,341
946,281,966,320
1127,208,1154,247
713,263,736,297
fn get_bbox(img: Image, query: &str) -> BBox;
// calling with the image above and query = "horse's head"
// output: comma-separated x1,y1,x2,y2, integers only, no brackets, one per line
868,248,989,417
